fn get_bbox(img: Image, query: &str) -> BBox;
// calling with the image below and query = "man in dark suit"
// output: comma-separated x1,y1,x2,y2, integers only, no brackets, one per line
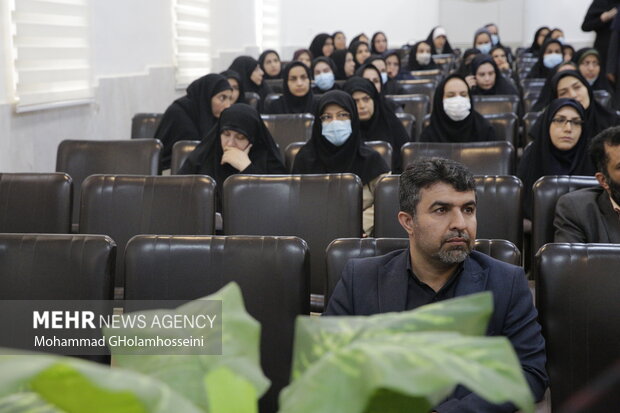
554,126,620,242
325,157,547,412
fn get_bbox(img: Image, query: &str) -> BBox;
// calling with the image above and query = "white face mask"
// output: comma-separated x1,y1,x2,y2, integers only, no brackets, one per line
443,96,471,121
416,53,431,66
322,120,352,146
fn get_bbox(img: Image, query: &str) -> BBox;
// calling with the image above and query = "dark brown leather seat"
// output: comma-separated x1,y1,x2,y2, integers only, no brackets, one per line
386,94,430,139
594,89,611,108
263,78,284,94
326,238,521,302
245,92,261,110
222,174,362,310
537,243,620,410
484,112,519,146
395,112,416,140
284,141,393,173
124,235,310,413
401,141,515,175
472,94,519,115
0,173,72,233
523,111,542,145
260,113,314,157
131,113,163,139
373,175,523,251
170,140,200,174
56,139,161,231
79,174,216,289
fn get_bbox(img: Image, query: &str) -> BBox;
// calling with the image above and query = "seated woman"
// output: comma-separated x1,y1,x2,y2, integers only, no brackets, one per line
530,61,577,112
525,26,551,56
527,39,564,79
420,74,496,143
220,69,245,104
179,104,287,210
258,49,282,80
349,41,371,70
355,63,384,94
455,48,481,78
426,26,454,55
364,55,401,94
264,62,316,114
331,49,355,80
370,31,388,54
155,73,233,170
574,48,614,96
470,55,518,96
385,50,414,81
333,31,347,50
472,28,494,55
309,33,334,58
228,56,273,108
292,90,390,235
311,57,339,93
407,41,439,71
292,49,313,68
518,98,594,219
344,76,409,172
491,45,511,72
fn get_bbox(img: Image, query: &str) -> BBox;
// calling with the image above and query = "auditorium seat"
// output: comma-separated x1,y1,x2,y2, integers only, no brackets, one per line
284,141,393,173
593,89,611,108
472,95,519,115
326,238,521,302
263,78,284,94
261,113,314,157
373,175,523,251
284,142,304,172
222,174,362,311
401,141,515,175
170,140,200,174
56,139,161,232
79,174,216,290
262,94,282,113
386,94,430,139
420,113,517,146
522,111,542,145
124,234,310,413
245,92,261,110
131,113,163,140
523,91,540,113
537,243,620,409
395,112,416,140
0,173,72,234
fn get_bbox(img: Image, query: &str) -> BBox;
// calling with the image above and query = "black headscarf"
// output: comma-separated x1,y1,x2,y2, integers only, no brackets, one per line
344,77,409,172
293,49,313,66
311,57,340,93
470,55,518,95
220,69,247,104
420,74,496,143
331,49,351,80
309,33,333,58
228,56,273,102
518,98,594,219
349,41,370,69
349,34,368,48
407,41,439,71
426,26,454,55
154,73,232,170
264,62,316,114
527,39,563,79
258,49,282,80
530,70,619,140
472,28,493,50
178,104,286,208
530,62,577,113
355,63,384,94
526,26,550,56
455,48,481,77
292,90,390,183
573,48,615,95
371,31,387,54
332,31,346,49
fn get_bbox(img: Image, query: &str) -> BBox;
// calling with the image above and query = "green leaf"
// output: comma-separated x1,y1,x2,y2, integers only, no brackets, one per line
204,367,257,413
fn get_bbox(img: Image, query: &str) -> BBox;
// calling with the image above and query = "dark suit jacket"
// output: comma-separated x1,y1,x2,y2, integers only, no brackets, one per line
554,186,620,243
325,249,548,413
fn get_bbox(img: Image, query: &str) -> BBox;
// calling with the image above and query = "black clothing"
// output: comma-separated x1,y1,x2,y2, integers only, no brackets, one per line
331,49,351,80
470,55,519,96
309,33,332,59
407,41,440,71
527,39,563,79
426,26,454,55
526,26,550,56
228,56,274,109
582,0,619,68
258,50,282,80
405,257,463,311
370,31,387,55
220,69,247,104
349,41,370,69
263,62,317,114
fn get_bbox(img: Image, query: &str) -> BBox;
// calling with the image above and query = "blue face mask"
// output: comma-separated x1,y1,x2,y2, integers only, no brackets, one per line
543,53,563,69
557,36,565,45
380,72,388,84
491,34,500,46
314,72,335,91
477,42,492,54
322,120,352,146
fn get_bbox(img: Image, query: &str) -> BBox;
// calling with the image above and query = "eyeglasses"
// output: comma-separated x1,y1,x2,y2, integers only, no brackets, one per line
551,117,584,127
353,96,372,104
319,112,351,122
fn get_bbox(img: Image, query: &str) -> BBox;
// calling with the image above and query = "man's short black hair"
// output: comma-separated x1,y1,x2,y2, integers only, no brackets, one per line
399,157,476,216
589,126,620,176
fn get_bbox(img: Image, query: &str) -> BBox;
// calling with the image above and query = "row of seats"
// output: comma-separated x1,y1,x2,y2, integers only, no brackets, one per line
1,232,617,411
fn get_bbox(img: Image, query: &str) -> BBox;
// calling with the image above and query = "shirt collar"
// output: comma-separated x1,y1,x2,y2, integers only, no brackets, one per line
406,249,465,288
609,193,620,215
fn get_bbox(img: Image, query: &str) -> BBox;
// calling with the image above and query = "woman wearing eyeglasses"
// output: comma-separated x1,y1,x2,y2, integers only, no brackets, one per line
292,90,390,235
518,98,595,219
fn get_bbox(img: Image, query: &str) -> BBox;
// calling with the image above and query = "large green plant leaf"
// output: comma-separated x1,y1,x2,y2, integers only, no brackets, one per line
106,282,269,413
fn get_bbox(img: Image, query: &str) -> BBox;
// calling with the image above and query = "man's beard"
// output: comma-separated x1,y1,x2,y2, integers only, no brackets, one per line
435,230,473,264
607,174,620,207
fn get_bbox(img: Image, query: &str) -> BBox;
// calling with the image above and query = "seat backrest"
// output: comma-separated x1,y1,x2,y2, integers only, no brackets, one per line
244,92,261,110
261,113,314,157
171,140,200,174
0,173,72,233
56,139,162,231
124,234,309,413
0,234,115,300
393,82,436,104
537,243,620,409
262,94,282,113
364,141,393,169
373,175,523,250
131,113,163,140
386,94,430,139
222,174,362,302
79,175,216,288
264,78,284,94
472,94,519,115
401,141,515,175
523,111,542,144
284,142,305,172
484,112,518,146
326,238,520,302
531,175,598,263
593,89,611,108
395,112,416,140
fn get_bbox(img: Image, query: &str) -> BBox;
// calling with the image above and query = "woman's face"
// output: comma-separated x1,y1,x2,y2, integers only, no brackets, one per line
362,68,381,93
373,33,387,53
211,90,233,118
563,48,574,62
287,65,310,97
434,35,446,50
551,29,564,40
355,44,371,64
313,61,332,77
227,78,240,104
334,33,346,50
474,33,492,48
344,52,355,77
537,29,550,46
250,65,264,85
320,103,351,123
417,42,432,55
262,52,281,77
386,55,400,78
475,62,496,90
579,54,601,82
371,59,387,74
220,129,250,151
322,37,334,57
359,34,369,44
556,75,590,109
297,52,312,68
443,78,469,99
491,48,507,66
352,91,374,121
549,106,583,151
544,42,562,56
